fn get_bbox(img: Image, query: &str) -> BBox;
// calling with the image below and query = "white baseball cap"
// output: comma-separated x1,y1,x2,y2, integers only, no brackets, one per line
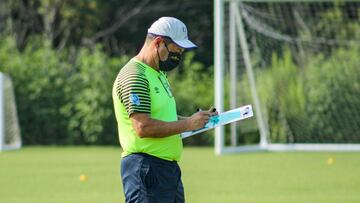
148,17,197,49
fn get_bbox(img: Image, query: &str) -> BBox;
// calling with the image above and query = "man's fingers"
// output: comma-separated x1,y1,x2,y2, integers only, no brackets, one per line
201,112,211,117
190,111,212,129
201,120,208,127
206,107,218,116
208,106,216,112
194,111,210,118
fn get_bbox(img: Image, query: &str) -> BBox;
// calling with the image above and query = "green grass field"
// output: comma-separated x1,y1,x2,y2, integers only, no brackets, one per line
1,147,360,203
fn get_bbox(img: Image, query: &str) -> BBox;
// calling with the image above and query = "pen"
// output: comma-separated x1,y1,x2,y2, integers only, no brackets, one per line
196,108,217,112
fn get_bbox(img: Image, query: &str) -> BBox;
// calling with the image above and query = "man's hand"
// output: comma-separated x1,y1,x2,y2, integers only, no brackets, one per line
187,111,210,130
186,107,219,131
208,107,219,117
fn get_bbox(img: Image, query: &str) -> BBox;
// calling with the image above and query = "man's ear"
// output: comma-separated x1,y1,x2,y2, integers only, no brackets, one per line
154,37,163,48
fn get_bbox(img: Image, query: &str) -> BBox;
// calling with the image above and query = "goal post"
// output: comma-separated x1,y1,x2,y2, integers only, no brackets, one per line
214,0,226,155
214,0,360,154
0,73,21,151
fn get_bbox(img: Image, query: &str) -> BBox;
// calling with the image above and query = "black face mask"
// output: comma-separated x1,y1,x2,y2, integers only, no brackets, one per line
157,43,182,72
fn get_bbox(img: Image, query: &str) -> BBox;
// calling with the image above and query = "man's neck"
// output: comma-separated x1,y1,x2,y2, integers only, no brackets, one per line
135,47,159,72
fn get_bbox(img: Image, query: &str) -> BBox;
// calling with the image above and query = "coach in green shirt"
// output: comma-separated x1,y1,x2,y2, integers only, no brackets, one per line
112,17,217,203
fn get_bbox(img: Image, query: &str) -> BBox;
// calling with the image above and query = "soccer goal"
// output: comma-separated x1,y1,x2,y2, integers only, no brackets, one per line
0,73,21,151
214,0,360,154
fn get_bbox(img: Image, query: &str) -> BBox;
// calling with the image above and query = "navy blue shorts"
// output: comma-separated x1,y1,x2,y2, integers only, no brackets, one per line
120,153,184,203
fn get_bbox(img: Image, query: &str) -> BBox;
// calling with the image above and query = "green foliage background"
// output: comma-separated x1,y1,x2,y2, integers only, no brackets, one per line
0,36,215,145
0,1,359,145
254,47,360,143
0,36,129,144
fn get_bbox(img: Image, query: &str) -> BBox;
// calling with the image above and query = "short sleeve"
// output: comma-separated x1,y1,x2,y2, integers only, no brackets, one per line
115,71,151,116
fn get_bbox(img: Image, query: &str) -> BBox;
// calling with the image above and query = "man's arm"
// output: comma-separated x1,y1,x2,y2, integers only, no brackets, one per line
130,111,212,138
177,115,189,120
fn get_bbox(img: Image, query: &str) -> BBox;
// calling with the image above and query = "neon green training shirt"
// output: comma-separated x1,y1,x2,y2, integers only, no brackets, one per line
112,58,183,161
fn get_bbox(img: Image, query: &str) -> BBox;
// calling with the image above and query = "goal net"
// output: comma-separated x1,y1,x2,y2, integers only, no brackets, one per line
214,0,360,154
0,73,21,151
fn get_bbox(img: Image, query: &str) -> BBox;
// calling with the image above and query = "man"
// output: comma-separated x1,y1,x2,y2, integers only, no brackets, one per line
112,17,217,203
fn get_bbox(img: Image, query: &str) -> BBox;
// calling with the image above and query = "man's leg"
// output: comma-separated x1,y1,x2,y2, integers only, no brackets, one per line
174,178,185,203
121,154,150,203
121,153,185,203
149,159,184,203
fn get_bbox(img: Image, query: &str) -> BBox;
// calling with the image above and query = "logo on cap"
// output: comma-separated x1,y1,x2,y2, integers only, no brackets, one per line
182,26,186,33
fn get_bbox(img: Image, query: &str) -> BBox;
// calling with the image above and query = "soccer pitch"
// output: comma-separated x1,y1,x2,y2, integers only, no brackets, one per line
1,147,359,203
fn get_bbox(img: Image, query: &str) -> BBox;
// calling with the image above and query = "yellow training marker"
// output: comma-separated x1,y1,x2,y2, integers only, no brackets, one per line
79,174,88,182
327,157,335,165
